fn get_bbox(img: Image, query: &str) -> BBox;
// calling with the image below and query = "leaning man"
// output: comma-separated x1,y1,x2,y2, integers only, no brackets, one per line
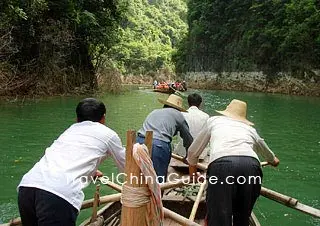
17,98,125,226
137,94,193,183
188,99,280,226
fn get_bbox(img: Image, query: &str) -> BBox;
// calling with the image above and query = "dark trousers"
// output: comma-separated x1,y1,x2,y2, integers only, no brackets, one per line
18,186,78,226
206,156,262,226
136,136,171,183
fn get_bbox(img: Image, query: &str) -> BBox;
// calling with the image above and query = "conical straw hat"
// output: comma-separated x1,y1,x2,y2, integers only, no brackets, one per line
215,99,254,126
158,94,187,112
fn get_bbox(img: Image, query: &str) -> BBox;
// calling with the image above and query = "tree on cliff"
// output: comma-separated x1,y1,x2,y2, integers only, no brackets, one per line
108,0,188,76
0,0,125,95
0,0,189,95
175,0,320,81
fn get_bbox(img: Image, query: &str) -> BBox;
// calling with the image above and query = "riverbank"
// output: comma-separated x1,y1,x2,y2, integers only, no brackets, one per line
184,71,320,97
120,71,320,97
1,71,319,99
197,80,319,96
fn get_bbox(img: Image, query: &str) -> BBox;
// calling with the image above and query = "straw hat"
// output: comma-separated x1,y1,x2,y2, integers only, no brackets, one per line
215,99,254,126
158,94,187,112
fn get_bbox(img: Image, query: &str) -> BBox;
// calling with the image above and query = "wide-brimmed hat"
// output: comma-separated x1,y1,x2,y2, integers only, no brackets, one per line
158,94,187,112
215,99,254,126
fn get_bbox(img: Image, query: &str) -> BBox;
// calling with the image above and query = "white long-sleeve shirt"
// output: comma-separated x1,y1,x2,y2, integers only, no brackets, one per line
174,106,209,158
187,116,275,165
18,121,125,211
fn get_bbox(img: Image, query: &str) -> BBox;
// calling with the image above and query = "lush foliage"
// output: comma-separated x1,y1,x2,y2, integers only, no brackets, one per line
3,0,318,95
108,0,188,75
0,0,188,95
0,0,125,95
175,0,320,79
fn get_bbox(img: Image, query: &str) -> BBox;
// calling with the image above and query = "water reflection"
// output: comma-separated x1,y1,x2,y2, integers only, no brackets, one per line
0,89,319,225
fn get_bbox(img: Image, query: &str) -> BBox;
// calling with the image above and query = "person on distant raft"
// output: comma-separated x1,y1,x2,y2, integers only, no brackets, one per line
17,98,125,226
137,94,193,183
181,80,187,91
153,79,158,89
187,99,280,226
174,93,209,160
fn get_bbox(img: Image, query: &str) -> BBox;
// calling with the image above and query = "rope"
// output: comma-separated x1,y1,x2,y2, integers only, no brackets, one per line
121,185,150,208
121,143,164,226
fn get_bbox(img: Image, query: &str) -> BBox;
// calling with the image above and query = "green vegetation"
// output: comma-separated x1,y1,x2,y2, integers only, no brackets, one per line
174,0,320,81
1,0,319,96
0,0,188,96
109,0,188,76
0,0,127,95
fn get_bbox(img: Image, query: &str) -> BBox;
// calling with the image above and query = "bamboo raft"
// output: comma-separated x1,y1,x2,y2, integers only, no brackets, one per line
2,130,320,226
153,86,176,94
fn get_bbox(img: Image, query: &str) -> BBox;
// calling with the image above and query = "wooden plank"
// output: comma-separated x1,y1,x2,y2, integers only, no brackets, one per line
145,131,153,157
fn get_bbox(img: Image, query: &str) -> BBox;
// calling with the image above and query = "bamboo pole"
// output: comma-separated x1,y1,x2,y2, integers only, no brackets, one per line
260,187,298,206
171,153,269,168
260,187,320,218
120,130,149,226
189,180,207,221
169,86,187,97
104,180,203,225
160,177,190,190
81,193,121,209
171,153,207,170
90,185,100,223
105,177,190,193
173,153,320,219
104,179,122,192
163,208,201,226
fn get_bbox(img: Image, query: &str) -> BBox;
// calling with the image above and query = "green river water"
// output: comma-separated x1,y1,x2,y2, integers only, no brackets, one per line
0,87,319,225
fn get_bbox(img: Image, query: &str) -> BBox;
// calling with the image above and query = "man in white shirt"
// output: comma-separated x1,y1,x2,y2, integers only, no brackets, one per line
17,98,125,226
174,93,209,159
188,99,280,226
